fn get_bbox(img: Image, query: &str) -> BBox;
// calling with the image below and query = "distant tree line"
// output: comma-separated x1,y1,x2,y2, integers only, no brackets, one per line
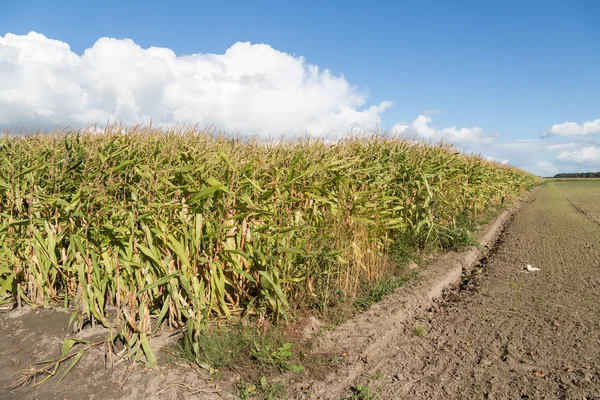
554,172,600,178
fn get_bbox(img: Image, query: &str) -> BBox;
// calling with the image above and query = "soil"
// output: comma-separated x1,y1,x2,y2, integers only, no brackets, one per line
2,181,599,400
0,309,225,399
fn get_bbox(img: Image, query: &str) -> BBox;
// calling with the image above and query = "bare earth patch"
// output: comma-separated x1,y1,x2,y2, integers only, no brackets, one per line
0,309,224,399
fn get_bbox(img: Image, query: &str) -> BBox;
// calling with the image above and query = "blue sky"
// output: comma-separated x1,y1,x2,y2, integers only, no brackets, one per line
1,0,599,175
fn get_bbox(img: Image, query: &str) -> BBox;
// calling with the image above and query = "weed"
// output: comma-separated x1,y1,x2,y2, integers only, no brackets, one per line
329,355,348,366
236,378,254,400
251,342,304,373
392,230,422,266
235,376,285,400
365,370,385,380
347,383,376,399
353,271,419,312
177,325,253,369
413,323,427,337
174,324,304,373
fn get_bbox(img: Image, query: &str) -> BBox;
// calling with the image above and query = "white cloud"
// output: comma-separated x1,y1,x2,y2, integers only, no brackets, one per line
544,118,600,137
0,31,391,137
422,109,440,116
537,161,558,173
392,114,495,146
556,147,600,164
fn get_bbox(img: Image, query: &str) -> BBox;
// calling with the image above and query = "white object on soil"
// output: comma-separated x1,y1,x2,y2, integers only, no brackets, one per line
526,264,541,272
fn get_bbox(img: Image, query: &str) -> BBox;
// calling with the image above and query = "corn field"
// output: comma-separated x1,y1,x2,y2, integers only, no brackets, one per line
0,127,539,362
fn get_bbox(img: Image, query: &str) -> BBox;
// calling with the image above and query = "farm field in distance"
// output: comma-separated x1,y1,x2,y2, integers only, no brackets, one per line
553,180,600,224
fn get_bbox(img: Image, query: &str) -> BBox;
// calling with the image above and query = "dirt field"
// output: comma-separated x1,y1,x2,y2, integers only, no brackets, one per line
556,180,600,225
2,181,599,399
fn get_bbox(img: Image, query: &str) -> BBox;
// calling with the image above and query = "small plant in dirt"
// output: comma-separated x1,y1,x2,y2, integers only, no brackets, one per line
365,370,385,380
236,376,285,400
347,383,376,399
413,323,427,337
251,342,305,373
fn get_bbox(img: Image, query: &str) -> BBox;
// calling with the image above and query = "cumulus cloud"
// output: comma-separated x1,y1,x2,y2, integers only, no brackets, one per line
556,147,600,164
0,31,391,137
544,118,600,137
391,114,496,146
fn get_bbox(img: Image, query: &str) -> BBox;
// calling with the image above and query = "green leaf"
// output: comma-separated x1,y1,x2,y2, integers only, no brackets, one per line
140,333,157,367
221,249,251,258
258,271,288,308
153,300,171,335
112,159,135,173
188,185,221,204
288,363,305,372
57,350,85,384
137,272,179,295
15,163,45,178
166,234,191,271
61,338,89,357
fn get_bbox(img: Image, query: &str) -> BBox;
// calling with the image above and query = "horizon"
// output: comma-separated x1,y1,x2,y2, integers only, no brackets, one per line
1,0,599,175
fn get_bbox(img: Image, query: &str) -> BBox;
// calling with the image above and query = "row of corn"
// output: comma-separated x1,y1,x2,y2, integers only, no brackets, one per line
0,128,539,362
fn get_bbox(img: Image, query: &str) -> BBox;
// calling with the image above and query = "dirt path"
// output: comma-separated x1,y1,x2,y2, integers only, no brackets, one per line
341,182,600,399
